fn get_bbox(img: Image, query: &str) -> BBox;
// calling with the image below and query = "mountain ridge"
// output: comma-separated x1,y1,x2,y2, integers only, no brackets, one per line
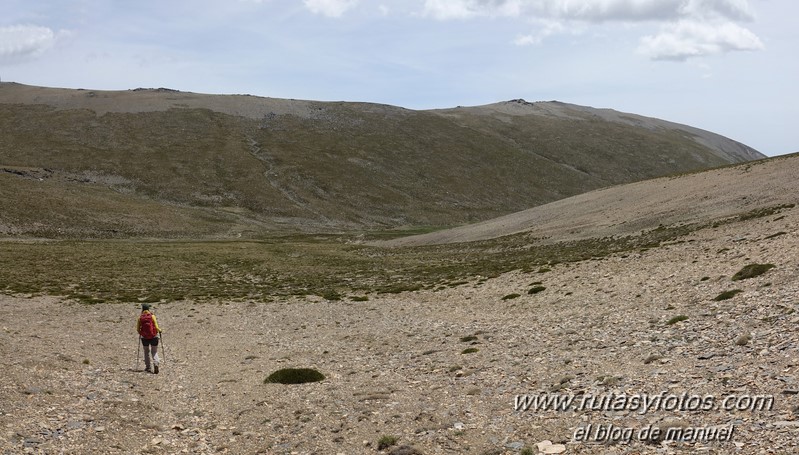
0,82,765,238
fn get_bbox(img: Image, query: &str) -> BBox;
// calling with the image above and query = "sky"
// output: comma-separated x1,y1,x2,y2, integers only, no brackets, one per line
0,0,796,156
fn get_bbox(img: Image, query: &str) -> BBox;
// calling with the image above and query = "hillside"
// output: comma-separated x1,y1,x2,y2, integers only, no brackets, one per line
0,82,763,238
381,153,799,247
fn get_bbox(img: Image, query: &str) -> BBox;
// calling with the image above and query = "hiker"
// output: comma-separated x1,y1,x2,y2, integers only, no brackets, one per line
137,304,162,374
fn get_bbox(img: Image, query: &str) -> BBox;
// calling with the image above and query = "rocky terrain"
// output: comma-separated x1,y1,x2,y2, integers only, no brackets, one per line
2,156,798,454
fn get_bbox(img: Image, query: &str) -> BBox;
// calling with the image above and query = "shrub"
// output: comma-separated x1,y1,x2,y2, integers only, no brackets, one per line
264,368,325,384
377,435,398,450
713,289,743,301
320,290,342,301
732,263,775,281
459,335,478,342
501,293,521,300
461,348,479,354
528,286,546,294
350,295,369,302
666,315,689,325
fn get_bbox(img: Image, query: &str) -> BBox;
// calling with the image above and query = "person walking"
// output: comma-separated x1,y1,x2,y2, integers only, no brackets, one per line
137,304,162,374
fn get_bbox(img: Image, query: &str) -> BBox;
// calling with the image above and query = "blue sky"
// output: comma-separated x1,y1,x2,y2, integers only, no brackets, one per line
1,0,796,156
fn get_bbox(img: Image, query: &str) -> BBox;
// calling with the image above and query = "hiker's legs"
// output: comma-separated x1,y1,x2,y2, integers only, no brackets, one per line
142,338,152,370
151,345,160,366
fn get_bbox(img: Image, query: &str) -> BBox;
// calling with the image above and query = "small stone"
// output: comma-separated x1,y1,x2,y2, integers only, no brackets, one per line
537,440,553,451
773,421,799,427
453,422,465,430
94,426,105,432
537,440,566,454
151,436,163,445
505,441,524,450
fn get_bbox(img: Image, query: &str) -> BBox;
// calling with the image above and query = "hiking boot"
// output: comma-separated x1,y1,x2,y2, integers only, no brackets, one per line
154,365,159,374
145,367,152,373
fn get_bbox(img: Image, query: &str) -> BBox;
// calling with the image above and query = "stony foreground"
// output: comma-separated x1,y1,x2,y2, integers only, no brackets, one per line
1,205,798,454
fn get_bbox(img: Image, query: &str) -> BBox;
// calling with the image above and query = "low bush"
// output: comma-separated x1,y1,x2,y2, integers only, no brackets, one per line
713,289,743,301
264,368,325,384
732,263,775,281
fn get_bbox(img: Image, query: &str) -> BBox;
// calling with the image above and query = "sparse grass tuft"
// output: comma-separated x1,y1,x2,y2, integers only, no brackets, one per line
264,368,325,384
377,435,398,450
738,204,795,221
461,348,479,354
319,290,342,301
732,263,775,281
459,335,478,342
501,293,521,300
713,289,743,301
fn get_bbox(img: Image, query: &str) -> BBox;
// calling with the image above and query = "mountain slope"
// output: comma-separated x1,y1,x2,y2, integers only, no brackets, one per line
0,83,764,238
381,153,799,247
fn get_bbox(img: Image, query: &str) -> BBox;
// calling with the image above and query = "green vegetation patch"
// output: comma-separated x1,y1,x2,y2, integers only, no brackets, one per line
738,204,795,221
528,286,546,294
377,435,398,450
461,348,479,354
264,368,325,384
713,289,743,301
0,219,713,304
732,263,775,281
501,293,521,300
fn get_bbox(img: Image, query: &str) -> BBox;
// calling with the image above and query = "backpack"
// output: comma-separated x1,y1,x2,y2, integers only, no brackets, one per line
139,312,158,339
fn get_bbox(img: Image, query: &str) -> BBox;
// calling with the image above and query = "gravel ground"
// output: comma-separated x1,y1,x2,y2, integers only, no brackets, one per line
2,201,798,454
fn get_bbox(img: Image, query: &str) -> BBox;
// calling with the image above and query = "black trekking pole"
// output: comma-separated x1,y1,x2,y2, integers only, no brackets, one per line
160,332,166,364
135,335,141,371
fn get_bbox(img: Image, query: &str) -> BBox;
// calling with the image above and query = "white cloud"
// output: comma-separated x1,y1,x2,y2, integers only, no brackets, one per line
421,0,763,59
423,0,523,19
422,0,755,22
514,20,566,45
638,19,763,60
303,0,359,17
0,25,57,65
